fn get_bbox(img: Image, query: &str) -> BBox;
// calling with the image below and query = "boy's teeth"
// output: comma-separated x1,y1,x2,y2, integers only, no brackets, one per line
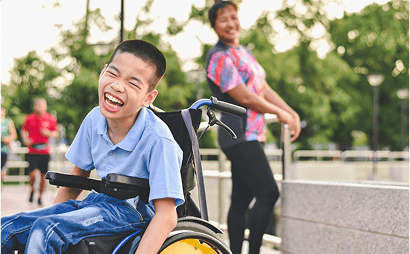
106,94,123,104
106,100,121,109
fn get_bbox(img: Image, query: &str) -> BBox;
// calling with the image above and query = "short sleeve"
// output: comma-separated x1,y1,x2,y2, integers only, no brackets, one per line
207,52,244,93
65,114,94,171
21,117,29,132
147,137,184,207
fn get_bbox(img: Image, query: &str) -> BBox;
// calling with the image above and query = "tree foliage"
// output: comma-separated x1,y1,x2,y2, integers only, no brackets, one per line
329,0,409,150
1,0,408,150
1,52,61,137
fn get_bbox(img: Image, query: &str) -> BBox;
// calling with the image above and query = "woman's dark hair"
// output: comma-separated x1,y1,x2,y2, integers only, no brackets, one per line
208,1,238,28
108,40,166,90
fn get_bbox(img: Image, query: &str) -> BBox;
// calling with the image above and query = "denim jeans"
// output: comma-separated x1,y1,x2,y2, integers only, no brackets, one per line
1,192,153,254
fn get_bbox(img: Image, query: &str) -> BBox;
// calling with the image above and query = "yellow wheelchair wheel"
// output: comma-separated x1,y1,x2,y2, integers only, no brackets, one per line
158,221,231,254
161,239,219,254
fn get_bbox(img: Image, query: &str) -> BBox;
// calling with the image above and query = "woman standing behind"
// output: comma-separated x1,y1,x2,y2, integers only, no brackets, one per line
206,1,301,253
1,107,17,181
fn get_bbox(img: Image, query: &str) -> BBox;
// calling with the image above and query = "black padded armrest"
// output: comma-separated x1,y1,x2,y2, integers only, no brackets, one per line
45,172,101,192
105,173,150,193
45,172,150,203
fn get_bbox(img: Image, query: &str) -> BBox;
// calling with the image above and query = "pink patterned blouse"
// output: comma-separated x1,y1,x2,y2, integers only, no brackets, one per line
207,41,267,144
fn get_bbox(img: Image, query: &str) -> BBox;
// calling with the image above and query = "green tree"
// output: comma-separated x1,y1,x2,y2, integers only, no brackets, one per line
1,52,61,141
51,0,197,142
237,14,361,150
329,0,409,150
49,2,111,142
3,0,197,143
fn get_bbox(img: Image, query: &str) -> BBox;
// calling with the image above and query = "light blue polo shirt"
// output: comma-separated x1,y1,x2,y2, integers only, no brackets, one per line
66,107,184,207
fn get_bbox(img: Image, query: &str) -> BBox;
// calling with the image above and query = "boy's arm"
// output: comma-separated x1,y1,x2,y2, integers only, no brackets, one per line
53,165,91,204
135,198,177,254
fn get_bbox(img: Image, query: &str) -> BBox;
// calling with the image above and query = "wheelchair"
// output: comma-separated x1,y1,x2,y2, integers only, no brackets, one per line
45,96,246,254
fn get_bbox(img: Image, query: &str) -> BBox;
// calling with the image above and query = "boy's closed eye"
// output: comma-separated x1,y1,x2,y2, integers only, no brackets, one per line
129,82,141,90
107,71,117,77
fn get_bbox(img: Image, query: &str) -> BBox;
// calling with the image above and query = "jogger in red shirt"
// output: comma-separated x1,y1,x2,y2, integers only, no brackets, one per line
21,98,58,205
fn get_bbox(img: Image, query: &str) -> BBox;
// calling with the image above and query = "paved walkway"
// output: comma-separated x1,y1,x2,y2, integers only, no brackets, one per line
1,185,281,254
1,185,57,217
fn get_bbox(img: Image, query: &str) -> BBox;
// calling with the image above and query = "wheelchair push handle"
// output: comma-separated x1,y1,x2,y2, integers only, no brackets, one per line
190,96,246,117
210,97,247,117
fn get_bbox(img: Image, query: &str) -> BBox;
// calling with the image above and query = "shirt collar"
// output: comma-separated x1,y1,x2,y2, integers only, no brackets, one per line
217,40,240,49
96,107,147,152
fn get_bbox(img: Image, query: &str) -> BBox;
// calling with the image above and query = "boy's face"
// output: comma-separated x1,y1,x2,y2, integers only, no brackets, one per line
98,52,158,121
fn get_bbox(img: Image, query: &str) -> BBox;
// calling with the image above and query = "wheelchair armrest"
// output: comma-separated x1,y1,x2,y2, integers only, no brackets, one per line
45,172,102,192
45,172,150,203
105,173,150,193
103,174,150,204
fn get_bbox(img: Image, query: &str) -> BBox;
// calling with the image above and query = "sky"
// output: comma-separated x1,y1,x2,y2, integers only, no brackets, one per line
0,0,390,84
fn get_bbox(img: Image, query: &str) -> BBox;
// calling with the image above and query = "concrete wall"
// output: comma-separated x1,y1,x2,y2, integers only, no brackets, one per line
280,180,409,254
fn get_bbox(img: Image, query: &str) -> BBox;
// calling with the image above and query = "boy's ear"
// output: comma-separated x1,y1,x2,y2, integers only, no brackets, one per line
142,90,158,107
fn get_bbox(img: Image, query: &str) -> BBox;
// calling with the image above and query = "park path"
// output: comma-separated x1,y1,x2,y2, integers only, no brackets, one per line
1,185,57,217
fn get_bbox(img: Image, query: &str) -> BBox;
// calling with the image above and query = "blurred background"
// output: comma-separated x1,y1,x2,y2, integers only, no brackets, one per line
1,0,408,153
1,1,408,252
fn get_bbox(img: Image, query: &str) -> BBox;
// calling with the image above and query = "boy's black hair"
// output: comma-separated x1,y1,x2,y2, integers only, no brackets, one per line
108,40,166,90
208,1,238,28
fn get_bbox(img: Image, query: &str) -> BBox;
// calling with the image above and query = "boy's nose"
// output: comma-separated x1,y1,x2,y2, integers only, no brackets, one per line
111,82,125,92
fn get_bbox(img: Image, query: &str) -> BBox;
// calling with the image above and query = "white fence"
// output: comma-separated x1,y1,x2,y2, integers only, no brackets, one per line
2,146,73,185
294,149,409,162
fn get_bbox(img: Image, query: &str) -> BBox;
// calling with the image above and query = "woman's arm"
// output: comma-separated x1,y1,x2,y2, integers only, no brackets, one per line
226,83,301,141
262,82,301,141
135,198,177,254
227,83,289,116
53,165,91,204
2,119,17,144
263,82,298,117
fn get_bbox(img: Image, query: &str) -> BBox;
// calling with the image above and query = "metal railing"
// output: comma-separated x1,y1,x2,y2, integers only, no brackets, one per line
294,149,409,162
2,146,73,185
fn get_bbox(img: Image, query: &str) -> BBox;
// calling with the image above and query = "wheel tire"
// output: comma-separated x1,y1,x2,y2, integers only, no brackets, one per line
160,221,231,254
173,221,224,242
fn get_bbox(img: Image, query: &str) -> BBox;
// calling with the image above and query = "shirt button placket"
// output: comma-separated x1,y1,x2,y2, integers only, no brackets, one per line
107,150,114,171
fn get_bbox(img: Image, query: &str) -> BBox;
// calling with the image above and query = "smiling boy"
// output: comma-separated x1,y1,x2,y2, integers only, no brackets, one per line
1,40,184,254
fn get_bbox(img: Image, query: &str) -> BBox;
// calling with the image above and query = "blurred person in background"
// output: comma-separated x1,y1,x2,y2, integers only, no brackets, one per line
21,98,58,205
206,1,301,253
1,107,17,181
